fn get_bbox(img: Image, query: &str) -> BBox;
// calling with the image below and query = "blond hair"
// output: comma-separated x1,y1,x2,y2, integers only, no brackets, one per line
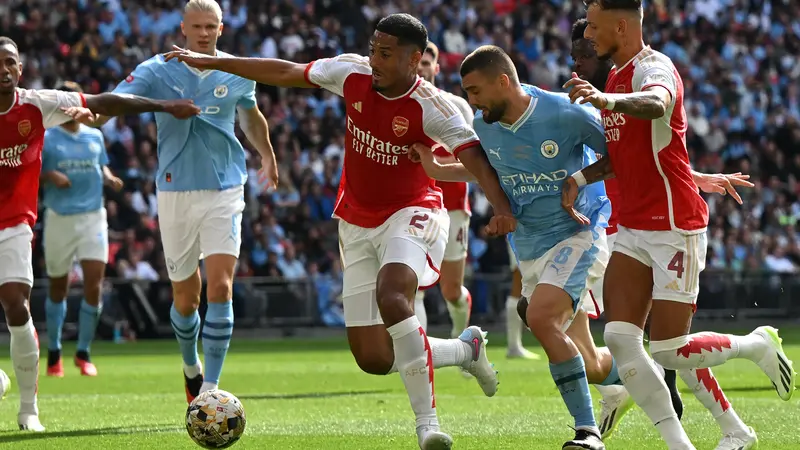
184,0,223,21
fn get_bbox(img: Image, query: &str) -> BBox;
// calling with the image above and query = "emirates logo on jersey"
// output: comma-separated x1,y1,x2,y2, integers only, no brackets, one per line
392,116,409,137
0,144,28,168
18,120,31,137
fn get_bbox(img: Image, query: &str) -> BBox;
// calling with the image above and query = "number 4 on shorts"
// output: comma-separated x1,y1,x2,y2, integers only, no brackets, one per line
668,251,685,278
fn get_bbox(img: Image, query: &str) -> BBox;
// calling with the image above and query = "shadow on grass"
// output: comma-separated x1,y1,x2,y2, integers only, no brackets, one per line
0,424,183,442
239,389,391,401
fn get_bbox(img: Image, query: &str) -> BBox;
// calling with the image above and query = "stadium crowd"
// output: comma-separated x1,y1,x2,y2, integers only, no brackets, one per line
3,0,800,314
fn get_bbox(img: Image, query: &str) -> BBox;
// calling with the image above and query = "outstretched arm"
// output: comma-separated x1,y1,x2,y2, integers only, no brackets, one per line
83,93,198,118
164,46,313,88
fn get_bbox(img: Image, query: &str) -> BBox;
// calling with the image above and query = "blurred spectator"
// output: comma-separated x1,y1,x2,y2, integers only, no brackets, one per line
4,0,796,293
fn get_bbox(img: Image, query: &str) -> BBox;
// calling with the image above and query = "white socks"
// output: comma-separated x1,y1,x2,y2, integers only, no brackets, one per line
388,336,472,374
444,286,470,338
387,316,438,427
506,296,524,350
184,361,203,379
651,332,766,370
605,321,695,450
679,368,748,435
9,318,40,416
414,291,428,332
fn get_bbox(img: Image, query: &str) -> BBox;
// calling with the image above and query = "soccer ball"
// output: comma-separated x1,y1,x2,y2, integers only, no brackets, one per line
185,390,246,449
0,369,10,398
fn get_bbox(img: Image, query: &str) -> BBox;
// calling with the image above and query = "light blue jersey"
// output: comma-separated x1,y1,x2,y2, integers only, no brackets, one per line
474,84,611,261
113,52,257,192
42,125,108,215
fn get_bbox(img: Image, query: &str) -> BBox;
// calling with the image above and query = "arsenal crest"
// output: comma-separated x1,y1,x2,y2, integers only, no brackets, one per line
18,120,31,137
615,85,626,93
392,116,409,137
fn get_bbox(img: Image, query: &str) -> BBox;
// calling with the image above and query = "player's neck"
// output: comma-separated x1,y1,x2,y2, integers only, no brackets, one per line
382,76,418,99
612,39,646,69
0,91,14,113
500,87,532,126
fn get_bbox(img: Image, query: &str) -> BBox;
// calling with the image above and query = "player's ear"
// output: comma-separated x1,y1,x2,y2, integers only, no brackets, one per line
180,21,185,36
409,50,422,68
499,73,510,89
434,63,440,77
218,23,224,36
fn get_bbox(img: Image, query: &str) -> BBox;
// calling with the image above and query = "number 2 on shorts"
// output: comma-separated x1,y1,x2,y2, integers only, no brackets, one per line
668,251,685,278
409,213,429,229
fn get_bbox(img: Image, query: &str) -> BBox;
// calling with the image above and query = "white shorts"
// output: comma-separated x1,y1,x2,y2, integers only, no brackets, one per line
613,226,707,305
443,209,469,261
584,231,617,319
158,186,246,282
519,229,609,331
0,223,34,287
339,206,449,327
508,239,519,271
44,208,109,277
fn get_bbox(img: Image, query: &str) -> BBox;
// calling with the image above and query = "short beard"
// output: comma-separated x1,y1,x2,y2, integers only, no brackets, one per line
597,44,617,62
482,102,507,124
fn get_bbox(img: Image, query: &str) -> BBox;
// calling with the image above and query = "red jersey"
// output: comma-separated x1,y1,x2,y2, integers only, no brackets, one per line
304,54,480,228
435,90,473,214
602,47,708,232
0,88,86,230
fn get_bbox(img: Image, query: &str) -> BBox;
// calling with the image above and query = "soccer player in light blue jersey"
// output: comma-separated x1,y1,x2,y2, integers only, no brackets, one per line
97,0,277,402
411,45,610,450
41,82,124,379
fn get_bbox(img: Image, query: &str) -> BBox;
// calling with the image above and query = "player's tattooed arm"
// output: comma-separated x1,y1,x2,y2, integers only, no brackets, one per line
604,87,671,120
578,156,616,184
84,93,200,118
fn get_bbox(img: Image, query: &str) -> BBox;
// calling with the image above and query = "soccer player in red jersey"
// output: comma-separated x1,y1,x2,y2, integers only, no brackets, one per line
167,14,515,448
0,36,198,432
568,19,763,448
562,2,794,449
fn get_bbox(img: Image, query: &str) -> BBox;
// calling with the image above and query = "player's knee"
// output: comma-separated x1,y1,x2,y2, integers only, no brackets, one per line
48,283,68,303
0,284,31,327
206,277,233,303
526,304,561,339
516,297,529,328
351,347,394,375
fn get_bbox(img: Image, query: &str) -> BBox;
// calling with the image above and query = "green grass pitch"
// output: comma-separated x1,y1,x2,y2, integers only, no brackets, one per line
0,330,797,449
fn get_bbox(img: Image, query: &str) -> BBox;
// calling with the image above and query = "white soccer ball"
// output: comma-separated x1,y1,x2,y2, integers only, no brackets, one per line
185,389,246,449
0,369,9,399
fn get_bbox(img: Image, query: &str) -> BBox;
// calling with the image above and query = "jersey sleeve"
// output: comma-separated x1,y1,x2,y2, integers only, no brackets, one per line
236,80,258,110
421,91,481,157
30,90,88,129
113,61,155,97
567,103,607,155
632,57,678,107
450,95,475,125
303,53,371,97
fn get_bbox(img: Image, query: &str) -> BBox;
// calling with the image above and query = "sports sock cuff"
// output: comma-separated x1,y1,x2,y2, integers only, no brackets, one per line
9,317,34,336
387,316,421,339
650,335,690,354
604,321,644,339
